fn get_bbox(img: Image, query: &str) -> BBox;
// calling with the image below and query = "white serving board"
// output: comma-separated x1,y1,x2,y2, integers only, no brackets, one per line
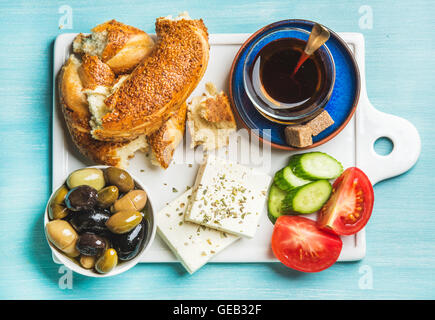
52,33,420,264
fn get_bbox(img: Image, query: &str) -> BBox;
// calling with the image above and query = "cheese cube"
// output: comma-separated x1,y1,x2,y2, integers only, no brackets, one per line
157,189,239,274
185,154,272,238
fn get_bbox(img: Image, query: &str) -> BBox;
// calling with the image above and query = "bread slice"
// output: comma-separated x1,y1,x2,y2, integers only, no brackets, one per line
187,83,236,150
148,102,187,169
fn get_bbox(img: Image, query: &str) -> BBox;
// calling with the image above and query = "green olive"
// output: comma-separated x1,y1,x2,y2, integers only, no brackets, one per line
67,168,105,191
104,167,134,193
95,248,118,274
106,210,142,234
52,185,69,204
97,186,119,208
45,220,79,257
80,255,96,269
48,185,69,220
111,190,147,213
49,203,69,220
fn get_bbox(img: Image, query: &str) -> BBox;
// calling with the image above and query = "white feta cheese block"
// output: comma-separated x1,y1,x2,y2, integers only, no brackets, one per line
157,189,239,274
185,154,272,238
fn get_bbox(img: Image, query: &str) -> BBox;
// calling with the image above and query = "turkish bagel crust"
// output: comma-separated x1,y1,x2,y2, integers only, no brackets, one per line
59,15,208,168
91,16,209,142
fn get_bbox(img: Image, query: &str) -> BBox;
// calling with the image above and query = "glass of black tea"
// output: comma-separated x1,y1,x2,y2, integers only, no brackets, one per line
243,28,335,124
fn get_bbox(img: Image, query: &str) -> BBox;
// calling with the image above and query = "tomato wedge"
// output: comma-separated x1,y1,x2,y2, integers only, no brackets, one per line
317,167,374,236
271,216,342,272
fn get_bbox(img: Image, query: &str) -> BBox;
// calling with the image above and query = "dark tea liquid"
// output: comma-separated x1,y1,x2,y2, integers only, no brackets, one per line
251,38,326,112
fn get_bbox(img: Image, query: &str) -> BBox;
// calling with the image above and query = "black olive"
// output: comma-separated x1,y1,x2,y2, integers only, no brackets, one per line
61,209,75,222
65,185,98,211
111,220,147,261
70,209,111,234
76,232,106,256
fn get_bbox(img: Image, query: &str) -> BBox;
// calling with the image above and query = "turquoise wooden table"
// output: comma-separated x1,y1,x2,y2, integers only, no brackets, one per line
0,0,433,299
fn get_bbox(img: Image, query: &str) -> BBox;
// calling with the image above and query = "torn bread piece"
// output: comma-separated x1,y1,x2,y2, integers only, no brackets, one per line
148,102,187,169
59,55,147,168
157,189,239,274
73,20,155,74
78,54,115,90
187,83,237,151
83,71,130,129
109,135,148,168
163,11,191,21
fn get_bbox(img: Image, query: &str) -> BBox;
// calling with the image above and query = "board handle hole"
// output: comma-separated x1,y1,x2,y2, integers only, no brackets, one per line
374,137,394,156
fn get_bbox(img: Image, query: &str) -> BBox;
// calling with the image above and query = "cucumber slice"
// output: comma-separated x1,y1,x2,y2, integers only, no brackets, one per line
289,152,343,180
267,184,287,223
283,180,332,214
274,166,311,191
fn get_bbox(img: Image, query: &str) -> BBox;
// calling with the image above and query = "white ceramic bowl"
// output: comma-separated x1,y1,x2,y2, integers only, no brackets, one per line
44,165,156,277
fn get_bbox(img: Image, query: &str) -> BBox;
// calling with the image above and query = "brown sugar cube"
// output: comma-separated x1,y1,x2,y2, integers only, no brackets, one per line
284,125,313,148
306,110,335,136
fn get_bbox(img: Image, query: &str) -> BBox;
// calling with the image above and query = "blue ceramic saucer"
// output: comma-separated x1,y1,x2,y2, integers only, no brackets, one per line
229,19,361,150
